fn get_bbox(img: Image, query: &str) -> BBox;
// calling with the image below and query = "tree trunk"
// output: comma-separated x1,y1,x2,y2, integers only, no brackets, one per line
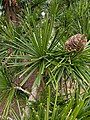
3,0,20,23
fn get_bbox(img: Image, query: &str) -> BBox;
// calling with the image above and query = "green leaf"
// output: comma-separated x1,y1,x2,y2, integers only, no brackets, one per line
69,100,84,120
2,88,15,119
61,98,74,120
0,70,10,91
0,0,3,6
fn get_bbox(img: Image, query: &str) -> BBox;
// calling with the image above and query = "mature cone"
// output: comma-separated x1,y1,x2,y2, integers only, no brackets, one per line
65,34,87,52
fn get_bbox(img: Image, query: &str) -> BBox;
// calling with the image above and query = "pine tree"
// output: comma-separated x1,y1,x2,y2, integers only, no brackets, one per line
0,0,90,119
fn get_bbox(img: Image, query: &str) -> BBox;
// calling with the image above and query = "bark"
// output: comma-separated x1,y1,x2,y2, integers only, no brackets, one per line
3,0,20,23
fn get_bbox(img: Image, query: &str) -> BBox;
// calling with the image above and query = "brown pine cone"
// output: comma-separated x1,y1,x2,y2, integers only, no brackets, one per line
65,34,87,52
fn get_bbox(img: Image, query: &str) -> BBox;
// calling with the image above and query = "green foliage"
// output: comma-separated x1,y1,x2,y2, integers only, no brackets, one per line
16,85,90,120
0,70,10,91
0,0,90,119
0,0,3,6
